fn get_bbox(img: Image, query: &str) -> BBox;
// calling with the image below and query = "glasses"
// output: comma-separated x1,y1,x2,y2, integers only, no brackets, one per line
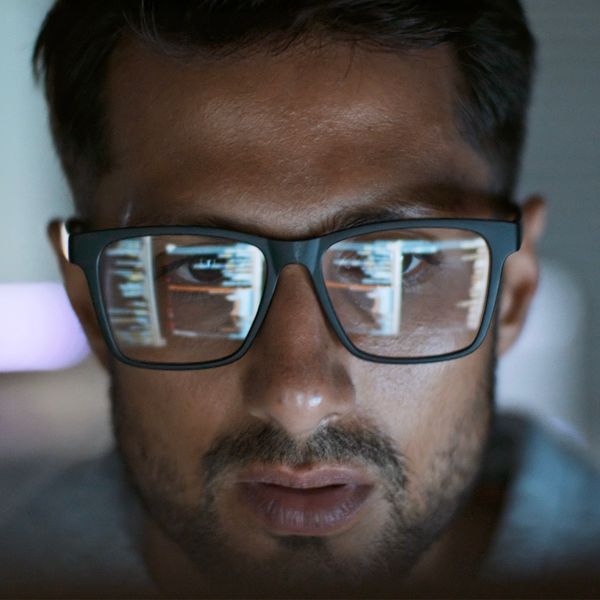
61,217,521,369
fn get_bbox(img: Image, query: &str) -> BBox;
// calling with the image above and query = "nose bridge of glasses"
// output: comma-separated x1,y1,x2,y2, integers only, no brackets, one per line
267,238,321,274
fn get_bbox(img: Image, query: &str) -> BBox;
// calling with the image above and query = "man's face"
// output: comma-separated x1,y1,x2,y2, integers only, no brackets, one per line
74,39,506,594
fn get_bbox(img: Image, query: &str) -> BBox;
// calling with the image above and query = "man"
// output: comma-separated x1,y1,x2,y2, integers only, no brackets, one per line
2,0,599,597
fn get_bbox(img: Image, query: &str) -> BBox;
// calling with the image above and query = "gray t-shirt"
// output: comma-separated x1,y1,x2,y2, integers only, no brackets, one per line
1,414,599,597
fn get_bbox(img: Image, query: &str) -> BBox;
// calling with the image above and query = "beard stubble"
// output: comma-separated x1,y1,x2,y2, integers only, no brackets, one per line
109,350,496,597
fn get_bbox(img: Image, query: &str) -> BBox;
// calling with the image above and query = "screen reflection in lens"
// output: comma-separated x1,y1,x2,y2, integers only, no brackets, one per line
100,235,266,363
322,228,490,358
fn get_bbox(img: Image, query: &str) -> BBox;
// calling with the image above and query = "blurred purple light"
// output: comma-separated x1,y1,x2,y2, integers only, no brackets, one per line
0,282,90,372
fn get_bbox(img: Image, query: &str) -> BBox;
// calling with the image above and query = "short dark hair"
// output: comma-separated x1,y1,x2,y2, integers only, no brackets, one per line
33,0,535,211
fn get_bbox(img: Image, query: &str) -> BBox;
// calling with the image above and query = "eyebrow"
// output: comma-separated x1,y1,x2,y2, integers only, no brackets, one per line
122,187,516,237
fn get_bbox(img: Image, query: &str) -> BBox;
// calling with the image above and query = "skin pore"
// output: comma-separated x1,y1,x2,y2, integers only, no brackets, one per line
51,36,545,597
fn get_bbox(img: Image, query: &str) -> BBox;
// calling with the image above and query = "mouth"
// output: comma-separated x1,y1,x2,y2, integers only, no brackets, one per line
236,466,375,536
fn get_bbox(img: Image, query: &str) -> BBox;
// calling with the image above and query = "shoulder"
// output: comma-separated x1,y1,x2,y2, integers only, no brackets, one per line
0,453,157,597
482,413,600,584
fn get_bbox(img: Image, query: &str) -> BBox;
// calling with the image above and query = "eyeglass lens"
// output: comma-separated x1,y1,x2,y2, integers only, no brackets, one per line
99,228,490,364
100,235,266,363
322,228,490,358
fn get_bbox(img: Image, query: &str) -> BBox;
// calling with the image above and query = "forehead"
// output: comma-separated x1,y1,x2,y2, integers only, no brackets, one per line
95,38,494,236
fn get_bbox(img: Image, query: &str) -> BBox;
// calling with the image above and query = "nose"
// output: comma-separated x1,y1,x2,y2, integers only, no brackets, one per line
241,265,356,438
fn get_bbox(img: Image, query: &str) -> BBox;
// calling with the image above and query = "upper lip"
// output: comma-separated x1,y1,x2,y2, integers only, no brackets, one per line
236,465,374,489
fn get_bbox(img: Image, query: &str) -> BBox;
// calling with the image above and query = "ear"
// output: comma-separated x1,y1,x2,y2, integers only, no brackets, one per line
496,196,547,356
48,220,110,370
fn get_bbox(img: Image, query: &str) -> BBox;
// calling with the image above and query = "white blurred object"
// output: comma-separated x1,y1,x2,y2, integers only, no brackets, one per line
497,260,587,443
0,282,89,372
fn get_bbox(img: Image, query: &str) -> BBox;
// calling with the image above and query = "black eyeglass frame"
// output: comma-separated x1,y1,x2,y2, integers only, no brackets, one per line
63,217,521,370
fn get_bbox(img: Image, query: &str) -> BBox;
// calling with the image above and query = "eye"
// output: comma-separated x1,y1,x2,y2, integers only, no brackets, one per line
159,255,225,285
400,251,442,286
401,253,425,276
331,250,432,283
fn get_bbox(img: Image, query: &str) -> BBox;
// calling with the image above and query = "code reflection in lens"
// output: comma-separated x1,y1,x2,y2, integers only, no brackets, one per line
100,235,265,363
322,228,490,357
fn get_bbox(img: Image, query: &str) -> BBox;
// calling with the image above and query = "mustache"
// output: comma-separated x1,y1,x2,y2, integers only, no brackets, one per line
202,420,408,492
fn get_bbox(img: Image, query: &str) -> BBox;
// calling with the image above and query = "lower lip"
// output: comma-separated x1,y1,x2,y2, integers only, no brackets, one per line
237,482,373,536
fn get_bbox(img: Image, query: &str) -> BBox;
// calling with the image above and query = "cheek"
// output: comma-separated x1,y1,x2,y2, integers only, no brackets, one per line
112,363,243,503
355,341,493,509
